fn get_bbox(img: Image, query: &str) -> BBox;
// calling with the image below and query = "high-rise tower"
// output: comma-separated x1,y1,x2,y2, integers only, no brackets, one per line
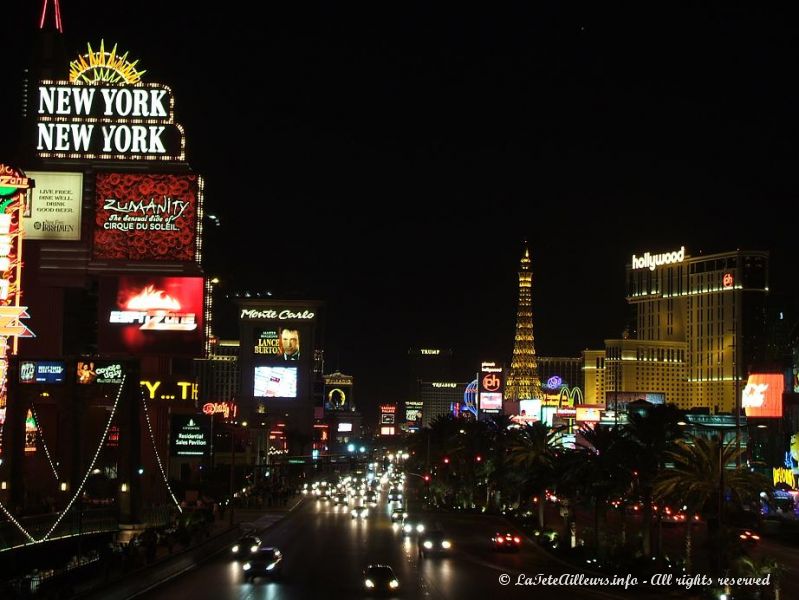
506,247,542,402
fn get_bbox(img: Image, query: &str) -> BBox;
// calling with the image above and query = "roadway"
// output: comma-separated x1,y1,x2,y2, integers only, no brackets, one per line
138,495,631,600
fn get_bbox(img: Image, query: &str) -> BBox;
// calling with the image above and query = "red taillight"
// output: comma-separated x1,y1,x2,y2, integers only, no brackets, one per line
752,535,760,540
513,537,521,543
497,537,504,543
739,534,747,539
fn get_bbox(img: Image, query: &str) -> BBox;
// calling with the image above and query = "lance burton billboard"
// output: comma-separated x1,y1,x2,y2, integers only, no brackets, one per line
98,276,203,356
93,173,200,262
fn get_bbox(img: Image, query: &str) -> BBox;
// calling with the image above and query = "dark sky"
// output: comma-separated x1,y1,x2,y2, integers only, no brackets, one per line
4,3,799,414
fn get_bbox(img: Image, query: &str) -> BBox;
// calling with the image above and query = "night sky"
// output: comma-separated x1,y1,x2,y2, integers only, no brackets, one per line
3,3,799,417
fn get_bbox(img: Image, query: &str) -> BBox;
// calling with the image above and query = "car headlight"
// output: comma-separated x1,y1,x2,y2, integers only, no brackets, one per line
266,562,277,571
232,545,240,553
242,563,251,570
416,524,425,532
424,540,433,549
403,512,408,518
390,580,399,589
274,550,282,557
250,545,259,553
442,540,452,549
403,524,412,533
365,579,374,588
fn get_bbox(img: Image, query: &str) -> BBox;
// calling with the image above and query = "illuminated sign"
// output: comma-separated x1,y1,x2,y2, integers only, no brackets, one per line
325,375,352,385
170,416,209,457
201,402,237,419
420,349,440,355
631,246,685,271
723,273,734,288
482,373,502,392
380,426,395,436
100,276,204,356
337,422,353,433
35,83,184,160
77,361,124,384
19,361,66,384
0,165,34,457
431,382,457,388
380,404,396,414
326,388,348,410
406,408,422,423
406,400,423,424
479,392,502,411
253,328,280,355
773,467,796,489
512,399,542,424
93,173,199,262
381,413,395,425
545,375,563,390
34,43,185,160
254,366,298,398
24,409,38,454
140,379,198,402
69,40,145,85
240,308,316,320
23,171,83,241
479,362,504,411
106,425,120,448
742,373,784,418
575,405,602,422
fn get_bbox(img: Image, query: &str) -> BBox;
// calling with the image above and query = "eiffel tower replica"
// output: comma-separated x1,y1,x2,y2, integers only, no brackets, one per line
506,246,542,403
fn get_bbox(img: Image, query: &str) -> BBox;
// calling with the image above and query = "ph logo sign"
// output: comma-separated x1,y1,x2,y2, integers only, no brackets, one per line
482,373,501,392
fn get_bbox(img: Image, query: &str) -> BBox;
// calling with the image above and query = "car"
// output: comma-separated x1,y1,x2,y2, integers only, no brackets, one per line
491,532,522,551
365,492,378,506
418,530,452,557
351,507,369,519
738,530,761,547
402,519,425,535
364,564,400,592
231,535,262,559
333,493,349,506
391,508,408,523
242,547,283,581
387,489,403,502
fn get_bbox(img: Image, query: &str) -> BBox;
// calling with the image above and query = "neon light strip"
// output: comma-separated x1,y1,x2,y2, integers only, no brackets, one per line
140,386,182,512
40,375,125,542
30,403,59,481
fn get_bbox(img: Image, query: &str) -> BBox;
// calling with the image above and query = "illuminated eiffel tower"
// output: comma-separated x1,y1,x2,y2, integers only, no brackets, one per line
506,246,542,402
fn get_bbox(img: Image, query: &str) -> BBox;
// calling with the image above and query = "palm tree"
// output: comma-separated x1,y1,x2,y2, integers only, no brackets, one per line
506,422,558,529
567,425,635,555
654,435,769,575
624,403,686,557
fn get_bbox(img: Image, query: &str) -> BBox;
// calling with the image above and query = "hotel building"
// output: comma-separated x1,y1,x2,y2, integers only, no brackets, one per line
585,248,768,414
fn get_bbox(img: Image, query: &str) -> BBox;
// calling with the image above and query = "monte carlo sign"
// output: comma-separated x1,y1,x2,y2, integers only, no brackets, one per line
34,41,185,161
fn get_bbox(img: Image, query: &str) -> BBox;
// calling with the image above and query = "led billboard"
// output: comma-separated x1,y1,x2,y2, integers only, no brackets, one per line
742,373,784,418
479,392,502,411
93,173,199,262
254,366,298,398
19,360,66,384
98,276,204,356
77,360,125,384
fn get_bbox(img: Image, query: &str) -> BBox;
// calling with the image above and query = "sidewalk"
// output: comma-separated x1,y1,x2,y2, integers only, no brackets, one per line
73,496,303,600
